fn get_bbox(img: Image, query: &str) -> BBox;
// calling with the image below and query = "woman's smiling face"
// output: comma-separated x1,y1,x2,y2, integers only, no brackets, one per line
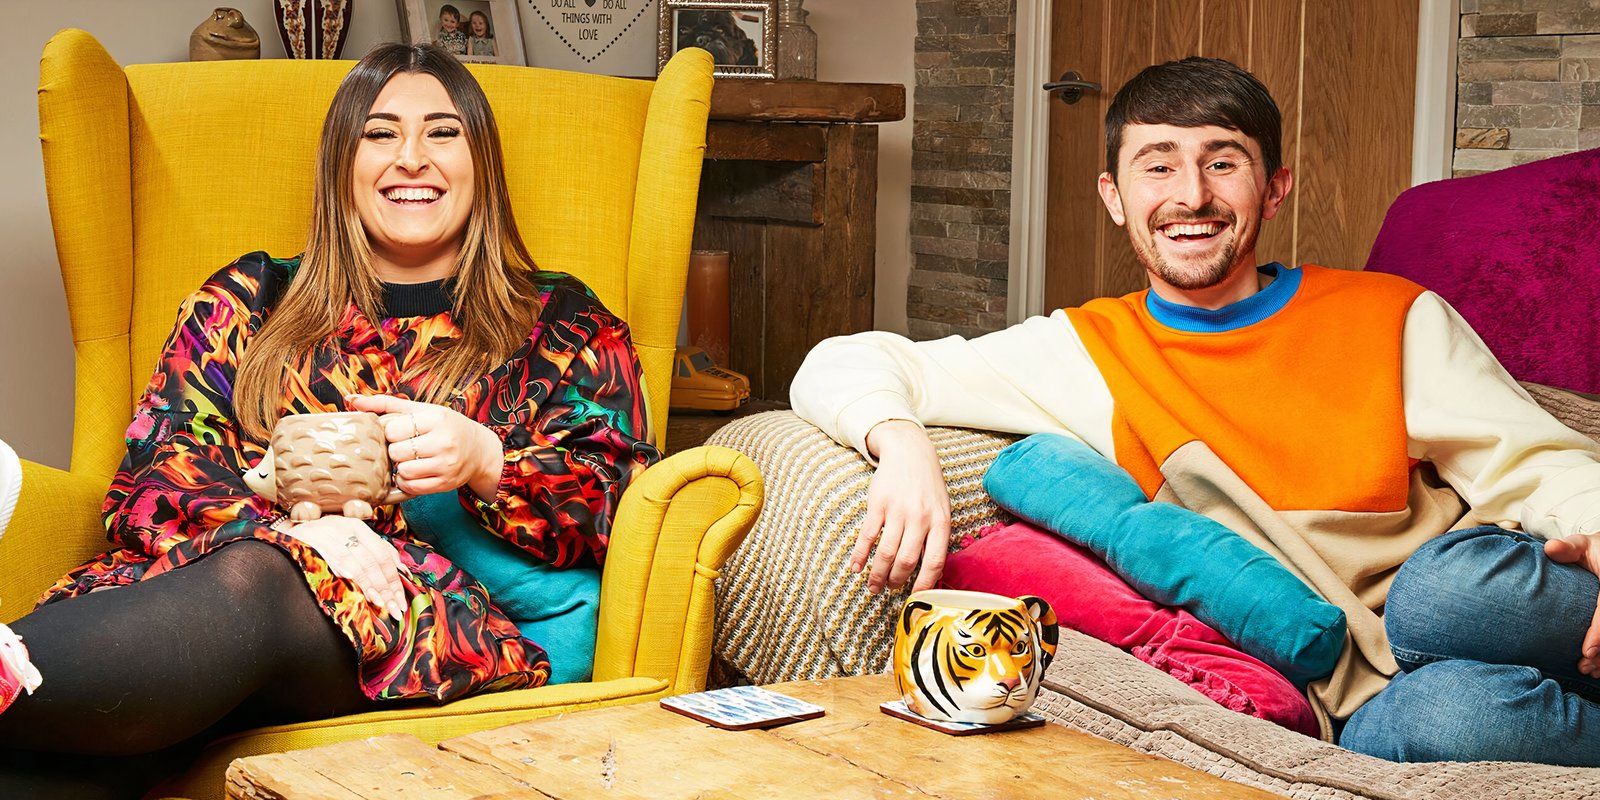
351,72,475,279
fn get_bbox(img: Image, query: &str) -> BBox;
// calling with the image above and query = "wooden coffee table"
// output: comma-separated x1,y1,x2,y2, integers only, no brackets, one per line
228,674,1285,799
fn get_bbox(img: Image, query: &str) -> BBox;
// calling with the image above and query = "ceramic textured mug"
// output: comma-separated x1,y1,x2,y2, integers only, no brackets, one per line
892,589,1060,725
243,411,408,521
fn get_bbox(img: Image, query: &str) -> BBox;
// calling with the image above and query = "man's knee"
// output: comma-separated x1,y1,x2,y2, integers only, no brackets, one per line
1341,660,1549,763
1386,527,1541,658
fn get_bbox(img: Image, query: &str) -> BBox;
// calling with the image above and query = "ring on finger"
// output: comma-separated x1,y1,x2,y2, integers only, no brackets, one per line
345,533,359,549
409,439,419,462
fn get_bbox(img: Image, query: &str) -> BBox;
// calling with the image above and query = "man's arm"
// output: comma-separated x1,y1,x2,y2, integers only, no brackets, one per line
1402,291,1600,538
789,312,1113,459
1403,291,1600,677
790,313,1112,593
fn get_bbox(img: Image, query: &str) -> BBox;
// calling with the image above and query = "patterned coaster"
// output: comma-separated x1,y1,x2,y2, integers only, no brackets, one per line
660,686,826,731
879,700,1047,736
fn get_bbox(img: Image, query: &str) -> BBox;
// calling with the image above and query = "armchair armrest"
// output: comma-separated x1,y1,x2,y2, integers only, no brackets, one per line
592,444,762,692
0,461,111,623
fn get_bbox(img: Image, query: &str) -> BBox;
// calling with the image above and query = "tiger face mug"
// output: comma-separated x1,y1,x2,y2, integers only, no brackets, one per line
891,589,1059,725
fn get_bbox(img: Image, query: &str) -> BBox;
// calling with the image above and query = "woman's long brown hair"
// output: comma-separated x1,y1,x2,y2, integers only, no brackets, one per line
234,43,539,442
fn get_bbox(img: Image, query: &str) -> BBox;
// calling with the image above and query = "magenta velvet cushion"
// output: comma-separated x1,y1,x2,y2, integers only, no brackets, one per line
1366,148,1600,393
942,520,1319,737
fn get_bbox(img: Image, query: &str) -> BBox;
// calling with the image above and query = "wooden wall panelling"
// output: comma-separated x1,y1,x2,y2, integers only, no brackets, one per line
1044,0,1107,310
1201,0,1251,66
1249,0,1304,267
1295,0,1416,269
1154,0,1201,64
1100,0,1157,298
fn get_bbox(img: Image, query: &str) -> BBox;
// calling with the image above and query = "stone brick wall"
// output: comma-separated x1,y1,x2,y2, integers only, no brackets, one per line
907,0,1016,340
1455,0,1600,176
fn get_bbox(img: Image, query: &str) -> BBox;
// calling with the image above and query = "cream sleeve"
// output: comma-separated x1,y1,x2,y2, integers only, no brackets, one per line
788,311,1116,460
1403,291,1600,539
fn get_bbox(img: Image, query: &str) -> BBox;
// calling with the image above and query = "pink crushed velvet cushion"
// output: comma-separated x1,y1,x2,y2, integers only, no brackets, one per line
1366,148,1600,393
942,520,1318,737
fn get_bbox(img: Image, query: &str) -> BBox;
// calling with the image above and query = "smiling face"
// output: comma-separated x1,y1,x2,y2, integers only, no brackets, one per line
351,72,475,281
439,10,459,32
1098,123,1291,293
470,13,488,36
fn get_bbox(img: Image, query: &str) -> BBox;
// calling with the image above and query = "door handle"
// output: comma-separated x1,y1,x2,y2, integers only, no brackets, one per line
1043,71,1101,105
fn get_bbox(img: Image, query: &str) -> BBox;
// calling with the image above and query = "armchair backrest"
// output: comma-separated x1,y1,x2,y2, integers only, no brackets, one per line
38,30,711,477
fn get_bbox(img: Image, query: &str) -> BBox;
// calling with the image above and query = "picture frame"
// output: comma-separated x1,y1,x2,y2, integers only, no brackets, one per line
396,0,528,66
658,0,777,79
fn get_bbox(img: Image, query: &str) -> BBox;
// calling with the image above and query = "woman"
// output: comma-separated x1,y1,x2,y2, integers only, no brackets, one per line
0,42,655,796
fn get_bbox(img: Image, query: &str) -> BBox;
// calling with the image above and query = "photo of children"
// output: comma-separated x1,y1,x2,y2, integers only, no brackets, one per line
433,3,468,55
467,10,497,57
401,0,523,64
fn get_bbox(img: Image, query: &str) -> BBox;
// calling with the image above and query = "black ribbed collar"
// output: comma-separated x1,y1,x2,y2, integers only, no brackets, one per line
381,278,454,317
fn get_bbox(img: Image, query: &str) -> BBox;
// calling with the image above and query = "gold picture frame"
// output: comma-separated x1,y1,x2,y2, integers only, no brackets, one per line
659,0,777,79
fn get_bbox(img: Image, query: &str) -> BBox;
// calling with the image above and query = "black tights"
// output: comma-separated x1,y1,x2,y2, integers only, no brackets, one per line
0,541,376,798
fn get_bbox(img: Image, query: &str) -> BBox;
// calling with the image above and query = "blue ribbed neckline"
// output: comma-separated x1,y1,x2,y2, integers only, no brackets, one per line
1144,263,1300,333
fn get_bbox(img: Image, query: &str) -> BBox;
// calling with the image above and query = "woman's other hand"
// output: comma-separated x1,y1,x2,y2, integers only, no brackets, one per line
346,394,504,501
282,515,409,622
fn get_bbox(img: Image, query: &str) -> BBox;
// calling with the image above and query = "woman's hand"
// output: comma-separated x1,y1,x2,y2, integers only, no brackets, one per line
1545,532,1600,677
346,394,505,501
281,515,409,622
852,420,951,595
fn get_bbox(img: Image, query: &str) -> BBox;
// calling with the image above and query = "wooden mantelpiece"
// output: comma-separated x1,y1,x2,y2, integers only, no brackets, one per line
695,80,905,402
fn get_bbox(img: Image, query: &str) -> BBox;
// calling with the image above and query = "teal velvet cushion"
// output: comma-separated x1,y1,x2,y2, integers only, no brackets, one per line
402,492,599,684
983,433,1346,686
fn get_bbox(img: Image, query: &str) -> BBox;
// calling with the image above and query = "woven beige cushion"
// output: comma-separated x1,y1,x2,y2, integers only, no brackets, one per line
708,382,1600,797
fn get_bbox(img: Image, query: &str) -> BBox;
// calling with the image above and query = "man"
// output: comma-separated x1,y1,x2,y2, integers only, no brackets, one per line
790,57,1600,762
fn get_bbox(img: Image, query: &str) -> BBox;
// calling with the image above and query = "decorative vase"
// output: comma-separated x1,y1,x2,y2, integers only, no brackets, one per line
686,250,732,367
274,0,353,60
190,8,262,62
776,1,818,80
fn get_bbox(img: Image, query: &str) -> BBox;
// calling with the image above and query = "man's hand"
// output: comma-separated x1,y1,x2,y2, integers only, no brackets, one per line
346,394,505,501
1545,532,1600,677
852,420,951,595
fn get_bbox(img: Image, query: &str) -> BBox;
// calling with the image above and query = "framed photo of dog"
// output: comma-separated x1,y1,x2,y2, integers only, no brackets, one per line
659,0,777,79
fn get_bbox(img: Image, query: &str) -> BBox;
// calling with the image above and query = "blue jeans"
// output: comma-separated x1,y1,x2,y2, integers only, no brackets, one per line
1339,527,1600,765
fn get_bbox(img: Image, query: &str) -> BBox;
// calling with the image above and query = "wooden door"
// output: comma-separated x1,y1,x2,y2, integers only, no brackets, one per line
1043,0,1419,310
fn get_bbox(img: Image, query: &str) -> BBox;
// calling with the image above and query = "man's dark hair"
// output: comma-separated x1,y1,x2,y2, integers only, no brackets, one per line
1104,57,1281,180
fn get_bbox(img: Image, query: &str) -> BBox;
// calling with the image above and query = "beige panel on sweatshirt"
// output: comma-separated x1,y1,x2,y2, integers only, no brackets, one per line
1156,441,1472,737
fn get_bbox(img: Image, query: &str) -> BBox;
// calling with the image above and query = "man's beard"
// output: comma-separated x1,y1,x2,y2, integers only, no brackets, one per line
1130,203,1253,291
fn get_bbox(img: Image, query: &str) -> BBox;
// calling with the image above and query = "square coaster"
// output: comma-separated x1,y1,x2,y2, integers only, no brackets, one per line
660,686,827,731
879,699,1047,736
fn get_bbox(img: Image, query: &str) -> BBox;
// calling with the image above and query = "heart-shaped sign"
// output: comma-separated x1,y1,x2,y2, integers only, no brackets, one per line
524,0,654,64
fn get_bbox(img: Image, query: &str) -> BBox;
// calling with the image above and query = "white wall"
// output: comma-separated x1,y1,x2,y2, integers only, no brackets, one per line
0,0,915,468
807,0,916,335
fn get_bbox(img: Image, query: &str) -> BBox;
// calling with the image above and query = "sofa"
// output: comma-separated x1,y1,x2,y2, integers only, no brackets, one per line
6,30,762,799
706,151,1600,798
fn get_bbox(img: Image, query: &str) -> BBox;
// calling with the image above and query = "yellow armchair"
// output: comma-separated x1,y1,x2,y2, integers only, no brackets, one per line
5,30,761,799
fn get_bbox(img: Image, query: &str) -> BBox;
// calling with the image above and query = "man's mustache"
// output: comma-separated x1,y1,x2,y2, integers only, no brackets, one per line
1150,205,1237,230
